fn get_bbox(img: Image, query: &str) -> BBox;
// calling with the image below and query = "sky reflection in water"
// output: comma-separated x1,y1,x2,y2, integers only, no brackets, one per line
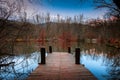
0,52,40,80
80,50,120,80
1,42,120,80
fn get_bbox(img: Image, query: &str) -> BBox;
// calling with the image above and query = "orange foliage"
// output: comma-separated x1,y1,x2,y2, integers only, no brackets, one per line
58,32,77,49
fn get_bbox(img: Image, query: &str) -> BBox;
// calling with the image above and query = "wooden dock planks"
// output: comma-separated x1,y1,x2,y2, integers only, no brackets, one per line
27,52,97,80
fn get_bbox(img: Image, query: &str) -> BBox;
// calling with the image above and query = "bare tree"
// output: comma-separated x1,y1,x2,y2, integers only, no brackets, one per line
94,0,120,17
0,1,37,79
113,0,120,9
0,0,24,55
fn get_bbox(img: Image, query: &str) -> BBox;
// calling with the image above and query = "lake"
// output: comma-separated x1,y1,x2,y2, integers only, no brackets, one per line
0,42,120,80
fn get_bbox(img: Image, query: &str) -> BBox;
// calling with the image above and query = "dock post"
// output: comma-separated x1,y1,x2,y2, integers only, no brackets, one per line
41,48,46,64
75,48,80,64
49,46,52,53
68,47,71,53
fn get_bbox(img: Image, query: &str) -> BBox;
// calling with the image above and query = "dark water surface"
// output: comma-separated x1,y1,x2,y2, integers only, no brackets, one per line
0,42,120,80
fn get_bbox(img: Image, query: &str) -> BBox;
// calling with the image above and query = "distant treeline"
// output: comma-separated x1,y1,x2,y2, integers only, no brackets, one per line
1,18,120,43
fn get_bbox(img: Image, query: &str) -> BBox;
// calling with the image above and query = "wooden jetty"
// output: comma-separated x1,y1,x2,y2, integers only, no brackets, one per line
27,52,97,80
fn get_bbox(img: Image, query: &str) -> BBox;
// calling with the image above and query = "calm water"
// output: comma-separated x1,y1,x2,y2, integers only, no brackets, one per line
0,42,120,80
80,49,120,80
0,52,39,80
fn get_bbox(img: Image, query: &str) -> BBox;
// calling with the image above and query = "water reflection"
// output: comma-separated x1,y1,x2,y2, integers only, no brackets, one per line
0,42,40,80
0,51,39,80
81,46,120,80
0,42,120,80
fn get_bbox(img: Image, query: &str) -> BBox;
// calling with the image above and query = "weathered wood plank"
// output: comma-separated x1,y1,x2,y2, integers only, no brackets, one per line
27,52,97,80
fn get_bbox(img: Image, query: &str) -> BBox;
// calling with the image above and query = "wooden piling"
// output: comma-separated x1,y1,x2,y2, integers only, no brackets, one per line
41,48,46,64
49,46,52,53
75,48,80,64
68,47,71,53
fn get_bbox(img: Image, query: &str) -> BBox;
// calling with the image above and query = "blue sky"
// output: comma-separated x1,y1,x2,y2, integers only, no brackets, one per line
26,0,107,20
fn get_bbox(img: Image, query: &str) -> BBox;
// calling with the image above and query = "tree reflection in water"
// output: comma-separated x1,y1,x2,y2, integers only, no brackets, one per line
0,42,120,80
0,52,39,80
105,49,120,80
80,43,120,80
0,42,39,80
